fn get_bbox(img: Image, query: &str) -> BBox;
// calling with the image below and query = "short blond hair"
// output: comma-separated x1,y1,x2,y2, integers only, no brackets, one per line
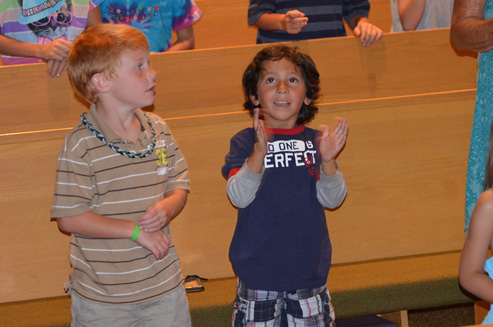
68,24,149,103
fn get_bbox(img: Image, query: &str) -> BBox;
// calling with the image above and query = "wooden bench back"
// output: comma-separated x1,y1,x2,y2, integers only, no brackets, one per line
192,0,393,49
0,29,477,303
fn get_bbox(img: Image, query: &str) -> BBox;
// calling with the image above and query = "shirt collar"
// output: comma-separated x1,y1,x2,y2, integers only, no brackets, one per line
265,124,305,135
86,104,151,143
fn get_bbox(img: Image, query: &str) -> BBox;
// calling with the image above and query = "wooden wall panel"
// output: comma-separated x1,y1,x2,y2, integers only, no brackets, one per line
193,0,257,49
0,29,478,303
0,91,475,303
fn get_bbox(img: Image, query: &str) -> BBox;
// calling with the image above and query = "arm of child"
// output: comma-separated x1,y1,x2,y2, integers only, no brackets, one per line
317,118,349,208
0,29,71,78
57,211,171,260
227,160,264,208
317,167,347,209
86,6,103,27
397,0,426,31
226,108,266,208
348,16,383,47
253,10,309,34
0,34,71,62
451,0,493,52
459,190,493,303
167,26,195,52
137,189,188,232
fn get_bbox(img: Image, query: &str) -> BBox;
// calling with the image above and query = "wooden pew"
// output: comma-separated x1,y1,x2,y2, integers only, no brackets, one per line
192,0,393,50
0,29,478,307
1,29,476,133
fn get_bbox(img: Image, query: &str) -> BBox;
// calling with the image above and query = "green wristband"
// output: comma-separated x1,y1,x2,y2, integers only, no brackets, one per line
130,225,140,241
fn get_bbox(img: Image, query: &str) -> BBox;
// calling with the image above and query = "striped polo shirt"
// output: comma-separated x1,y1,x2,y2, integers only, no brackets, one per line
248,0,370,44
51,106,190,304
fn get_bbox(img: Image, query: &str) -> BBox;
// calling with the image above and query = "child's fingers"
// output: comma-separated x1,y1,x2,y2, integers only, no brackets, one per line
319,124,330,139
139,211,157,224
293,17,308,24
254,109,266,140
287,10,305,18
257,118,264,130
253,108,261,130
142,223,161,233
47,60,54,75
333,118,348,135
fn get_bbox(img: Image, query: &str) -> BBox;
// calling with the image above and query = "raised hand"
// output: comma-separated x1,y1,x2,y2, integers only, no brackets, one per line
319,118,348,163
253,108,268,156
246,108,268,173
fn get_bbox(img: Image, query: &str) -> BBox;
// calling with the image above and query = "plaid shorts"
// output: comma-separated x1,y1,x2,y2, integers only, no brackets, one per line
232,279,335,327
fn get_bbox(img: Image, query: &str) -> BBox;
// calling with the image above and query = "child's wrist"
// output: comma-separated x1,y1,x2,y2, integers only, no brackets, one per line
281,14,288,31
322,160,338,176
130,224,140,241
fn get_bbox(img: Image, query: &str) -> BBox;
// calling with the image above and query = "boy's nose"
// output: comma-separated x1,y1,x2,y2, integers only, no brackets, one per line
277,82,288,93
148,68,157,80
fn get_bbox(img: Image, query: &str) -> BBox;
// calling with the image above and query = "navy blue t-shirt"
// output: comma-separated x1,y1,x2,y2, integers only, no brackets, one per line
248,0,370,44
222,125,332,291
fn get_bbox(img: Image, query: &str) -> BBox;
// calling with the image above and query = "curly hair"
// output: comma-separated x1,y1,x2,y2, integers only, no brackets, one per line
242,44,321,125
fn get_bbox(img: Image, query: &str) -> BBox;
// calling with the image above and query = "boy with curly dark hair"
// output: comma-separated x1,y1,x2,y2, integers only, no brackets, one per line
222,44,348,326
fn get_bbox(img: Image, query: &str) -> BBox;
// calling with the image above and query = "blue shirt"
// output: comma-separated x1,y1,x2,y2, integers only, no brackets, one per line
100,0,202,53
223,125,333,291
248,0,370,44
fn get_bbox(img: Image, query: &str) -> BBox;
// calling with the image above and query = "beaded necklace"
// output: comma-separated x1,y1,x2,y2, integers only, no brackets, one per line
80,112,156,159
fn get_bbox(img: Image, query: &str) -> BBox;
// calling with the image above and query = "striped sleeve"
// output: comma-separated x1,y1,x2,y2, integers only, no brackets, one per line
51,126,94,218
342,0,370,22
248,0,275,25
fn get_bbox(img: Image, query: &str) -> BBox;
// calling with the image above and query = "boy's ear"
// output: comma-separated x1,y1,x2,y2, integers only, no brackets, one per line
249,94,260,106
91,73,110,93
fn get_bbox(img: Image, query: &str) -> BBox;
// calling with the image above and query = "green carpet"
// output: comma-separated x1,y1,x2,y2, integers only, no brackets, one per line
1,251,476,326
0,296,476,327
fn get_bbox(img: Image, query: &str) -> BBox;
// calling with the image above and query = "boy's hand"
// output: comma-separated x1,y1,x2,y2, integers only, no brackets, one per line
319,118,348,163
283,10,308,34
139,201,173,232
136,229,170,260
138,189,187,232
253,108,268,156
353,18,383,47
246,108,268,173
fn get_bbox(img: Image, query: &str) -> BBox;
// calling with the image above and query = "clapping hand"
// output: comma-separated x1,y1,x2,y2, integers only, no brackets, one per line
319,117,348,163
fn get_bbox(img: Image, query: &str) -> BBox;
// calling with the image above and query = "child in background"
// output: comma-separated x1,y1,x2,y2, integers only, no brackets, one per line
248,0,383,47
390,0,453,32
222,45,348,326
51,24,191,326
99,0,202,53
459,122,493,325
0,0,103,77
